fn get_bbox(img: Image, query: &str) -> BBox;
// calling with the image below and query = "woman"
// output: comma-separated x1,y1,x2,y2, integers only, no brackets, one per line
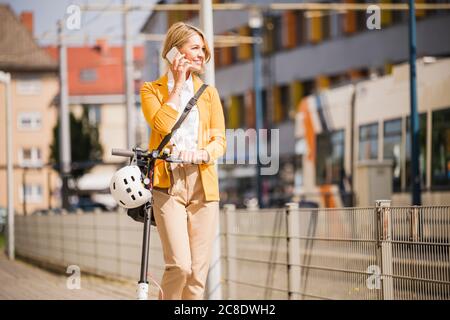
140,22,226,300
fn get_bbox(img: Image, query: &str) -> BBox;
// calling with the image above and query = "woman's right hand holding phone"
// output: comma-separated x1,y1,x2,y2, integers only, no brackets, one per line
166,52,191,107
170,53,192,89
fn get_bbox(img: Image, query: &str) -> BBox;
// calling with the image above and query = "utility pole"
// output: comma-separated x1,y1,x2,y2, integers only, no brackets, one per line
249,8,264,208
124,0,136,149
1,70,14,260
22,168,27,216
58,20,72,210
408,0,421,205
200,0,215,86
349,84,356,207
199,0,221,300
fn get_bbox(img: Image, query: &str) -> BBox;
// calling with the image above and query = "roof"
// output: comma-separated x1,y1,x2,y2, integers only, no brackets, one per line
0,5,57,72
139,0,166,33
45,45,144,96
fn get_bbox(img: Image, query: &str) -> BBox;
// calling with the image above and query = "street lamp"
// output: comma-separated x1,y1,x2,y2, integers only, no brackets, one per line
58,20,72,210
249,7,263,29
249,8,264,208
408,0,421,205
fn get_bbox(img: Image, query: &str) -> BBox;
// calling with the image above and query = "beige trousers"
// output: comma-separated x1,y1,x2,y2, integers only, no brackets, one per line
152,163,219,300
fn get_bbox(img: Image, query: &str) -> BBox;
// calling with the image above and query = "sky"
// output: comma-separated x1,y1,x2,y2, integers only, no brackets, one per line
0,0,158,46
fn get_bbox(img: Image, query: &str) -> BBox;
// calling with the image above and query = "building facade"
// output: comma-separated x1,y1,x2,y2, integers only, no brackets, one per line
45,41,147,208
0,5,60,214
140,0,450,207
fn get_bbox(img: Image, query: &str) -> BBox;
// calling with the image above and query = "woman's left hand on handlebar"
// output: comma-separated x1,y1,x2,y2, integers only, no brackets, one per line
176,150,209,164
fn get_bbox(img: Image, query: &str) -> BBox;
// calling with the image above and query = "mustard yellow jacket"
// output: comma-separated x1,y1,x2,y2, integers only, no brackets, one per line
140,73,226,201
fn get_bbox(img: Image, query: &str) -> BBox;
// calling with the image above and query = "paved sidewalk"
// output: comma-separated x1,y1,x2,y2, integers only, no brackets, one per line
0,252,157,300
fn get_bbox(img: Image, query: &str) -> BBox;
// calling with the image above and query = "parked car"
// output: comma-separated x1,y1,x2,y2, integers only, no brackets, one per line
69,197,110,213
31,208,63,215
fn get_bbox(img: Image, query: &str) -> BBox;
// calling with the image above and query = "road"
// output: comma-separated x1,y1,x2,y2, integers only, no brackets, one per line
0,252,158,300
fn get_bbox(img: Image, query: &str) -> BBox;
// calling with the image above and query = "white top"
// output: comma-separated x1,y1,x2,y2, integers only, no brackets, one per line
166,71,199,151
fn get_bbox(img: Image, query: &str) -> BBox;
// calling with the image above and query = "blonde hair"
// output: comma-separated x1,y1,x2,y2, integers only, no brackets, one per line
161,22,211,70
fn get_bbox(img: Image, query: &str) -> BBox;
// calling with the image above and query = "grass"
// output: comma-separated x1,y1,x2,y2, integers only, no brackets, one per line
0,232,4,250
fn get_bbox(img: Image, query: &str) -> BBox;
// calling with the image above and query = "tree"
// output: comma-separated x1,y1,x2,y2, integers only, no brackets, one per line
50,108,103,180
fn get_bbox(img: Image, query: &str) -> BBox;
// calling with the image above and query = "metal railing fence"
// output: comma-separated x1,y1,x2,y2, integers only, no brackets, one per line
13,201,450,300
221,201,449,300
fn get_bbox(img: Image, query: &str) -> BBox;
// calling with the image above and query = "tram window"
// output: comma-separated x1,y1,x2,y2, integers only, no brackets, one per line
405,113,427,189
359,123,378,160
392,0,407,24
431,107,450,188
384,119,402,192
316,130,345,185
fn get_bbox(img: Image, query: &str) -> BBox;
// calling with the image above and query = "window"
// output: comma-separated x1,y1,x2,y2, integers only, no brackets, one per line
221,98,227,127
415,0,426,19
359,123,378,160
290,81,304,119
342,0,357,35
262,15,276,55
282,11,297,49
80,69,97,82
392,0,406,24
261,89,268,128
184,0,196,19
272,86,282,124
230,33,239,64
380,0,393,27
228,95,245,129
223,28,239,64
18,112,42,130
280,84,291,122
329,12,342,39
16,77,42,95
220,43,233,66
431,108,450,188
384,119,402,192
273,15,283,51
214,47,221,69
307,14,323,44
357,5,368,31
316,130,345,185
19,147,42,167
85,104,101,126
237,26,252,61
168,9,191,25
321,12,331,40
19,184,43,204
245,90,256,129
405,114,427,189
296,11,307,45
425,0,450,18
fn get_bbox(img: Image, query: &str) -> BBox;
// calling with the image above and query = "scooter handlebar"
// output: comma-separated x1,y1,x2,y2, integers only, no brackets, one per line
111,148,195,164
111,148,134,157
165,157,186,163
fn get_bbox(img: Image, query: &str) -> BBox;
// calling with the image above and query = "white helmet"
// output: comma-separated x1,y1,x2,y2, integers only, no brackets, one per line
110,165,151,209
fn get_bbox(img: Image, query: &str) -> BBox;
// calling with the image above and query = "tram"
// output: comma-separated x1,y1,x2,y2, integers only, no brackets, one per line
294,57,450,207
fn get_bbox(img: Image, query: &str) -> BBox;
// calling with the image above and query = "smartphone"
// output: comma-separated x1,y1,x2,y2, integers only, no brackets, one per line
165,46,180,64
